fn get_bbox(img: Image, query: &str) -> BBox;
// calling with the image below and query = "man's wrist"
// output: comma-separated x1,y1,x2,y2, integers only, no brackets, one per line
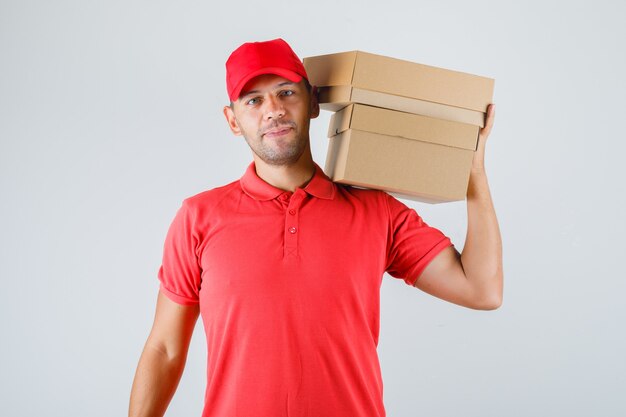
470,164,486,174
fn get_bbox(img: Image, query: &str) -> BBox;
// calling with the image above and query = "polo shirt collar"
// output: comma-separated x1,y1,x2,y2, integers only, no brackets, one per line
240,161,336,201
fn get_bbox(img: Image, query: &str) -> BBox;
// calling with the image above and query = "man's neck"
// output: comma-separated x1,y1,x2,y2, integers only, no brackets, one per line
253,150,316,193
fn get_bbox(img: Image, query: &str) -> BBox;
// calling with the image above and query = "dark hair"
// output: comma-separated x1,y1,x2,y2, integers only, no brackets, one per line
303,78,312,92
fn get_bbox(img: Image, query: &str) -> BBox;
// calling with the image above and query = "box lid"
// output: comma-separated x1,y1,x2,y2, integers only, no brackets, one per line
329,104,479,151
318,86,486,127
304,51,494,113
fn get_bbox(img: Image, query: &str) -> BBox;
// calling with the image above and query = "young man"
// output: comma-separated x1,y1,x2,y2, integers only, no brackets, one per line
129,38,502,417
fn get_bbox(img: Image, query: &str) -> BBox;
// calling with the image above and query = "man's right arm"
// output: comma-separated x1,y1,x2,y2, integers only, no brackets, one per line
129,291,200,417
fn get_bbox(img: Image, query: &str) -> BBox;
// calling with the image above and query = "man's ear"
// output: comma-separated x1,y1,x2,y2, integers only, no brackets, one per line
223,105,242,136
310,85,320,119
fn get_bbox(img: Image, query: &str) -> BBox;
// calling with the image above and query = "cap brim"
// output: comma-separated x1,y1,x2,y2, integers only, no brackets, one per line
230,67,303,101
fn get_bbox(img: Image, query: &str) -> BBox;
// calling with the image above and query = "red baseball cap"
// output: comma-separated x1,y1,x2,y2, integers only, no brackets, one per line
225,38,309,102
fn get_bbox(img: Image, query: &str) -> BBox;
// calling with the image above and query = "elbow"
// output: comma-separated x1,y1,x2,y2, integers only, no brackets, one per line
476,294,502,310
471,276,503,311
460,291,502,310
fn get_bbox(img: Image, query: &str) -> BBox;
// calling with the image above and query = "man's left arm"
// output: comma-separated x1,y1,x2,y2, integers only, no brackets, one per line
414,104,503,310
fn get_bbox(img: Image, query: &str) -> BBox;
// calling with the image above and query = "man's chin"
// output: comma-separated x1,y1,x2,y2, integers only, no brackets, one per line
255,148,306,167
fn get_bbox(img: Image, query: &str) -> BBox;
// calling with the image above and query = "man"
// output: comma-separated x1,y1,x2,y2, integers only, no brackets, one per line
129,38,502,417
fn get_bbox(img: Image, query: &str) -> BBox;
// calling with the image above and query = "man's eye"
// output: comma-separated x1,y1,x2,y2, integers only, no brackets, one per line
246,97,260,105
280,90,295,97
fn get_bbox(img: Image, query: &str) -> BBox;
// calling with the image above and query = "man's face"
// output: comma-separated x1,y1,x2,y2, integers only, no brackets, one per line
223,74,319,166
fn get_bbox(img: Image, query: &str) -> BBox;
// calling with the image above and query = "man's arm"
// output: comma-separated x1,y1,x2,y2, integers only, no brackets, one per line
414,104,503,310
129,291,200,417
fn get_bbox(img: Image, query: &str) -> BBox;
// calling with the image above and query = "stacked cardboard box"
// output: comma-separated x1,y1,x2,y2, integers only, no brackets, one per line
303,51,494,203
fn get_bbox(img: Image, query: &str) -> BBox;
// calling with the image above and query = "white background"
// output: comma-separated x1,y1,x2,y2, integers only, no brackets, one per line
1,0,625,416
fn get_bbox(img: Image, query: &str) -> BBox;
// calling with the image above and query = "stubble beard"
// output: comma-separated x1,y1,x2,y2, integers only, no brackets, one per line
244,120,308,166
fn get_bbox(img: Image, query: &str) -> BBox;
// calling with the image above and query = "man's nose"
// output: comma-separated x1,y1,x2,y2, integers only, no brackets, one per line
263,96,285,120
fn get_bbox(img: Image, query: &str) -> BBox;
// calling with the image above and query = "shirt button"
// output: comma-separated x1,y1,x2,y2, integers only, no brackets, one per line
288,227,297,234
289,209,296,215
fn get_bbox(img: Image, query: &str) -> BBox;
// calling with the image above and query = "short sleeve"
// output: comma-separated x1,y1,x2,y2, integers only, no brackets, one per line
157,200,202,305
383,193,453,286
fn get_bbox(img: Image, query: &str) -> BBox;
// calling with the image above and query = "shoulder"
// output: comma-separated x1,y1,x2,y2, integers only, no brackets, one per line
336,185,421,227
336,184,405,207
180,179,241,216
335,183,388,203
333,183,398,217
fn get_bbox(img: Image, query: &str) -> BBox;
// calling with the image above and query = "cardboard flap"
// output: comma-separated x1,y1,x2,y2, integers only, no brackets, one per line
304,50,494,113
327,104,355,137
352,51,494,112
317,85,353,107
318,86,485,127
329,104,480,151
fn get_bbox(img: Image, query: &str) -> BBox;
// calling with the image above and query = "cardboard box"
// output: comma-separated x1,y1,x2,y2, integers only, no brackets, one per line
325,104,479,203
317,85,485,127
329,103,479,150
304,51,494,127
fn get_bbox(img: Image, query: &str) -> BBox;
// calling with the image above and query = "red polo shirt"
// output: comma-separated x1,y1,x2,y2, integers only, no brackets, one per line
158,161,453,417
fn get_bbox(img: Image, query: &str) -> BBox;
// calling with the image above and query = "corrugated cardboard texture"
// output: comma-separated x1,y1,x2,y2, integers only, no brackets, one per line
304,50,494,113
329,104,479,151
325,129,474,203
318,86,486,127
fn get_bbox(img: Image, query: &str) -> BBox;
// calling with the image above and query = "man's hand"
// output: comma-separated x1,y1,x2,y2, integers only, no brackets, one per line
472,103,496,171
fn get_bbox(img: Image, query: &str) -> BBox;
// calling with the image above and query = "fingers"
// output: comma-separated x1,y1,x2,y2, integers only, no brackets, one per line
480,103,495,138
